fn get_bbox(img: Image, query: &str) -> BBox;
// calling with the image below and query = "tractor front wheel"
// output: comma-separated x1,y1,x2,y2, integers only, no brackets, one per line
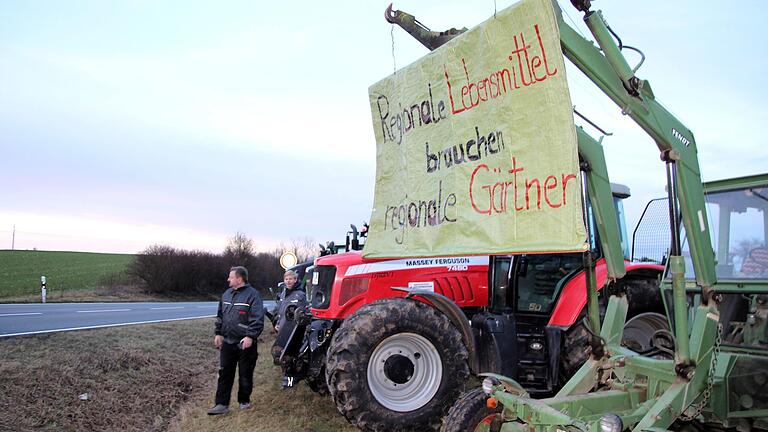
442,387,503,432
325,298,469,432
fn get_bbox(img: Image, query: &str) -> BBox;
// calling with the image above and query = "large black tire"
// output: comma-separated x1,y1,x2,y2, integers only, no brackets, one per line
306,355,329,395
325,298,470,432
442,388,503,432
559,277,665,383
306,372,329,395
559,318,592,385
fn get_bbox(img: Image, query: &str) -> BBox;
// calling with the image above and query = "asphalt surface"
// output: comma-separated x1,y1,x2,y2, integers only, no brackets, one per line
0,300,276,337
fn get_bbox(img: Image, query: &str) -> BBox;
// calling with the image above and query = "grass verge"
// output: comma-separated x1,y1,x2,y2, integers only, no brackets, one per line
0,284,165,303
2,284,219,303
0,318,356,432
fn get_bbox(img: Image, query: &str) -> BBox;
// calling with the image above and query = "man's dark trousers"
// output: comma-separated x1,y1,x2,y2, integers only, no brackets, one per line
215,342,258,406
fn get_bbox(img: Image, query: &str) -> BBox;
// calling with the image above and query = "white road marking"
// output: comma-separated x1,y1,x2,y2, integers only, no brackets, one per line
0,315,216,338
0,312,43,317
76,308,131,313
150,306,184,310
344,255,488,276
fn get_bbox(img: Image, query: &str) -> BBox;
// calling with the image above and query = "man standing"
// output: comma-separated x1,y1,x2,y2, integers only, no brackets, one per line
208,266,264,415
274,269,303,332
270,269,307,366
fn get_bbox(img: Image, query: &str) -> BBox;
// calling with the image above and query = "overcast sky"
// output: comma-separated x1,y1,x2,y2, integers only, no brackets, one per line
1,0,766,254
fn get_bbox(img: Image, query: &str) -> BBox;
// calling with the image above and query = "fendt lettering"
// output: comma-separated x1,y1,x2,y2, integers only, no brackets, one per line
672,127,692,146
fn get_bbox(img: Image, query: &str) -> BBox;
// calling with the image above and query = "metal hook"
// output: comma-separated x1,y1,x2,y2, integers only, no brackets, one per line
384,4,398,24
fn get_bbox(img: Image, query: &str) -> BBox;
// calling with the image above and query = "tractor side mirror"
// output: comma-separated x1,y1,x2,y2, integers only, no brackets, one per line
518,256,529,278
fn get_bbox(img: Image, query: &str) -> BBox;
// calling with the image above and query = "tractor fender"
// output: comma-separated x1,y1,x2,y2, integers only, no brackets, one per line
547,261,664,328
471,311,519,380
396,287,480,374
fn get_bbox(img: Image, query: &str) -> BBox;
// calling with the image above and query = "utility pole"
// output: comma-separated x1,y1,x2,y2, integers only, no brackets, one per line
11,224,15,250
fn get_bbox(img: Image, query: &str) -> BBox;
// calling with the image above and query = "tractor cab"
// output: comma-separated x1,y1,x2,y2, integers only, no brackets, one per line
673,175,768,356
679,174,768,281
489,183,632,314
478,184,664,394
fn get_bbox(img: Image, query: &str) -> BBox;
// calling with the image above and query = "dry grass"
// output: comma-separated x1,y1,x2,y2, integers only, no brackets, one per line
0,318,215,431
0,318,357,432
169,331,358,432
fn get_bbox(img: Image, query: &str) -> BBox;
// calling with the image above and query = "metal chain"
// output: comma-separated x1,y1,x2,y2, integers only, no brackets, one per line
680,322,723,421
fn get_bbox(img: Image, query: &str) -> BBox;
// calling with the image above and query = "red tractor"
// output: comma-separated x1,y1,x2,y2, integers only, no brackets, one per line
278,185,665,431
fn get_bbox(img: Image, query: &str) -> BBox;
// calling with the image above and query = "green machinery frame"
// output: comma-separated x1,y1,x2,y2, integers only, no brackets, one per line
386,0,767,430
481,2,763,431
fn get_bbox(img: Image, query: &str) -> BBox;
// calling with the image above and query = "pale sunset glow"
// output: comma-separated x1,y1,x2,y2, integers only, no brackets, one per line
0,211,283,253
1,1,765,253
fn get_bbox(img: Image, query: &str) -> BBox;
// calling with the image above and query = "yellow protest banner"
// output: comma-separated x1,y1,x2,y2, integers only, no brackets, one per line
363,0,587,258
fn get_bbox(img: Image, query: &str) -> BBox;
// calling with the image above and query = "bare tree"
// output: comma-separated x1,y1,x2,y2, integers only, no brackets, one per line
291,236,319,263
731,238,764,262
274,236,319,264
224,231,254,262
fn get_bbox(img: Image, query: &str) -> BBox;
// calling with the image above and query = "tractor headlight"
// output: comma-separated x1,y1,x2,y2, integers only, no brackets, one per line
312,291,326,308
482,377,500,395
598,413,623,432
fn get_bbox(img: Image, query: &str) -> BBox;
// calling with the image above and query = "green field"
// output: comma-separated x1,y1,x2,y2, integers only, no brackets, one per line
0,250,135,298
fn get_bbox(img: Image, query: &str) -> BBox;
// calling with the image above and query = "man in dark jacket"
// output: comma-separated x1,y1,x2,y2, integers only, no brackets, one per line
270,269,307,365
274,269,304,332
208,266,264,415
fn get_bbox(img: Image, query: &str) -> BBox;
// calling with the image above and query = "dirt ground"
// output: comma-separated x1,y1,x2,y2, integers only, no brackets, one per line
0,318,355,432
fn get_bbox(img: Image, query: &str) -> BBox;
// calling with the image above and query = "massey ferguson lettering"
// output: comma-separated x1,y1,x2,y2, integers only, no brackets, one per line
405,257,471,266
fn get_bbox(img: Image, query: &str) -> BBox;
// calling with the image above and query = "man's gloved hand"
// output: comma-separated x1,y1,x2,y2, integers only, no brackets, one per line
294,306,312,326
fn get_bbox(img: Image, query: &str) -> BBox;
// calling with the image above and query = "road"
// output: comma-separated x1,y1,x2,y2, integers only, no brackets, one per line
0,300,276,337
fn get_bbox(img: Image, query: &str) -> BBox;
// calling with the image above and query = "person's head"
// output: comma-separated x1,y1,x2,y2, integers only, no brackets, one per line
228,266,249,289
283,270,299,288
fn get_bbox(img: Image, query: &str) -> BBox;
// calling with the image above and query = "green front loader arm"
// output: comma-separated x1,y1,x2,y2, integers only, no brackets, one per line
576,126,625,280
555,3,716,292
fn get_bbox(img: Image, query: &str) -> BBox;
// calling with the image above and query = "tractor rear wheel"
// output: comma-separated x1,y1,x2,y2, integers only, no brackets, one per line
622,312,672,358
325,298,469,432
559,318,592,384
559,277,666,383
442,387,502,432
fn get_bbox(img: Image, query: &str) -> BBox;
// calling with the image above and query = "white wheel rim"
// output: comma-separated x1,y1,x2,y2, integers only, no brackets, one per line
367,332,443,412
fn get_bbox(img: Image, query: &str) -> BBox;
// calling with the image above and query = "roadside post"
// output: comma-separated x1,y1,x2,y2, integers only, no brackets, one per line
41,276,46,303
